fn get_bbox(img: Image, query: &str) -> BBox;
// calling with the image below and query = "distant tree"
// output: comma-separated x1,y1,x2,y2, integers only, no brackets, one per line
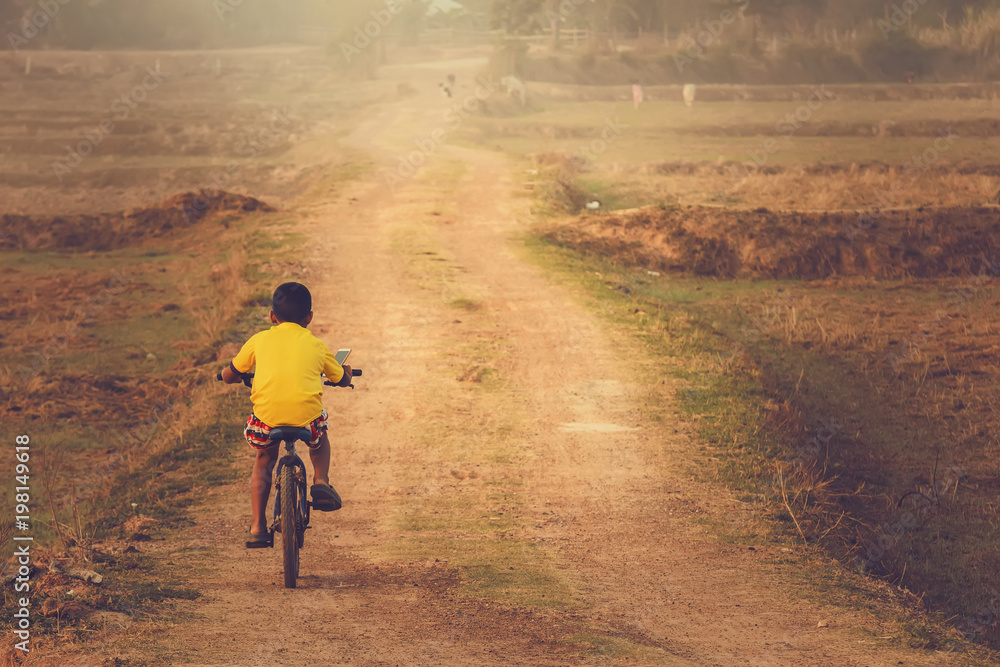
391,0,432,47
459,0,494,23
0,0,27,28
745,0,826,32
492,0,544,34
328,0,432,78
546,0,560,49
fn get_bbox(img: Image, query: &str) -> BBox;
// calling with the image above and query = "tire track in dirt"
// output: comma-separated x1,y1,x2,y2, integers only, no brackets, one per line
147,61,953,666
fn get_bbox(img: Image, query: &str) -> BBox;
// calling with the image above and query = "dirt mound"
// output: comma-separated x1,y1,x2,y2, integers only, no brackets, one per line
0,190,273,251
544,205,1000,279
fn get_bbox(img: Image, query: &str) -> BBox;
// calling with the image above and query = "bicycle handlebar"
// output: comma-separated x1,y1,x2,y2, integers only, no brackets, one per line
325,368,361,386
216,369,362,387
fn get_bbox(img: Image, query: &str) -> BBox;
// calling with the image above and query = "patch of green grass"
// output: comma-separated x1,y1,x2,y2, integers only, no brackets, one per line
96,553,201,609
55,311,197,376
417,157,469,184
377,404,563,603
376,453,568,611
450,297,482,311
333,159,375,183
381,535,575,609
559,631,678,664
394,496,519,535
124,582,201,604
562,633,628,658
0,247,159,271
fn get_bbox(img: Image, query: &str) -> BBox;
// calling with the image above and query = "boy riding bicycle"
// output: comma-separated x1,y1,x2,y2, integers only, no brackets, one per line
220,282,353,548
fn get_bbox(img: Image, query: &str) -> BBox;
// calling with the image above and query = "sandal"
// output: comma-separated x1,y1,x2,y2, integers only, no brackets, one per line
246,531,273,549
310,483,342,512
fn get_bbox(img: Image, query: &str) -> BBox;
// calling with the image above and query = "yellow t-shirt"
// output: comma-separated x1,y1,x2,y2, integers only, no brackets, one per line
231,322,345,427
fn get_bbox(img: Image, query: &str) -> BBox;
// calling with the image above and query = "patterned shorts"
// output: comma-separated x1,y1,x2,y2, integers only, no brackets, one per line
244,409,329,450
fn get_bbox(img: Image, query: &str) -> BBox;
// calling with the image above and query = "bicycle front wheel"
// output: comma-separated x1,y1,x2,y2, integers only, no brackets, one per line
280,464,299,588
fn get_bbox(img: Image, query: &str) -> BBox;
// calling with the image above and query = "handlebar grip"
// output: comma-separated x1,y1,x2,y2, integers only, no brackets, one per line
324,369,362,387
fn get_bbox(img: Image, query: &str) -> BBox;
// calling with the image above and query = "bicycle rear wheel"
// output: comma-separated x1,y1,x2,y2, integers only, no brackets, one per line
280,464,299,588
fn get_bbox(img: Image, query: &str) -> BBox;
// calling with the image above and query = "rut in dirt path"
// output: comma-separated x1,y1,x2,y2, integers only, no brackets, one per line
145,62,955,667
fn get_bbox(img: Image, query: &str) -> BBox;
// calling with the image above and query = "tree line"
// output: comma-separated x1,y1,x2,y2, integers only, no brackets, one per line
4,0,1000,50
490,0,1000,36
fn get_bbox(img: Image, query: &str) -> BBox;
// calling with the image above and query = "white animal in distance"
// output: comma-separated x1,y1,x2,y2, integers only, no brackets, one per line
500,75,527,106
683,83,696,108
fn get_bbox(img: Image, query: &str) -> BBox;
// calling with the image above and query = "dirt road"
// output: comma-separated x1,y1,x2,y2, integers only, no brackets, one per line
150,60,949,666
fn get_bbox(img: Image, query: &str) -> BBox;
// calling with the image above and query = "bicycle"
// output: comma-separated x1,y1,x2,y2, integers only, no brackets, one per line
216,353,361,588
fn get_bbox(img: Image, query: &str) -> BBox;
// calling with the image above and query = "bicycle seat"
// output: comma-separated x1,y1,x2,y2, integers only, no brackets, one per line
268,427,313,443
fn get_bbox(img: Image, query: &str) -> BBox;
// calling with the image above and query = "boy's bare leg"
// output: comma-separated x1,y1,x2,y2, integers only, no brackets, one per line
308,432,331,487
250,444,280,534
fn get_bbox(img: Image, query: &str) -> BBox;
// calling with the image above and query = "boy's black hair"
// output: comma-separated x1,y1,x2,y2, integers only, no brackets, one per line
272,282,311,323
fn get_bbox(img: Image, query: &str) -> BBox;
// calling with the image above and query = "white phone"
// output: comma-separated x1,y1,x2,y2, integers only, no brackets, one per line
334,348,351,365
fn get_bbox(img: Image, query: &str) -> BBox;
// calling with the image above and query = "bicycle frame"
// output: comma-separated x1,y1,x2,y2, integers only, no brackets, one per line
272,439,309,537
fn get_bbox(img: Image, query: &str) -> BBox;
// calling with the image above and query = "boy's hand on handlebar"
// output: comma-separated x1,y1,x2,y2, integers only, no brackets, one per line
337,365,354,387
220,365,253,387
220,365,242,384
